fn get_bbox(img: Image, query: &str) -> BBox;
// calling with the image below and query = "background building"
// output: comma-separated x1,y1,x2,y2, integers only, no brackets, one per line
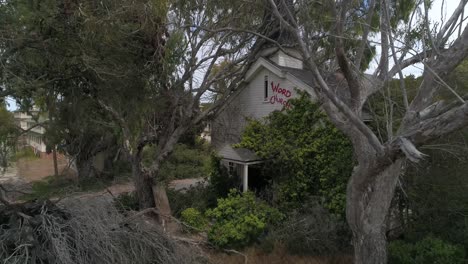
14,108,47,155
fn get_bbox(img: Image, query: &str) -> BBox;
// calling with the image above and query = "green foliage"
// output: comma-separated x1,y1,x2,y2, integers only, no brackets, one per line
389,236,465,264
180,208,208,232
143,143,211,181
20,176,76,200
14,148,39,161
21,175,114,200
167,184,216,218
0,0,173,179
206,154,240,198
167,154,239,219
236,92,353,215
397,129,468,251
114,192,140,212
205,190,284,249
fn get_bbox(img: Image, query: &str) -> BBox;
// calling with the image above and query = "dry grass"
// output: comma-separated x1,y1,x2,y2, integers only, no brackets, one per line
0,198,205,264
207,245,353,264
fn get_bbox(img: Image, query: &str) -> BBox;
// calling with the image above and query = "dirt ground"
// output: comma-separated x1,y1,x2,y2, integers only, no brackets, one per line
207,246,353,264
16,154,74,182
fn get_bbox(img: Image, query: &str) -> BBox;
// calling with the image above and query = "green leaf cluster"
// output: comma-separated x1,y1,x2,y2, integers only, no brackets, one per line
236,92,353,215
205,190,284,248
143,143,211,182
389,236,465,264
180,207,208,233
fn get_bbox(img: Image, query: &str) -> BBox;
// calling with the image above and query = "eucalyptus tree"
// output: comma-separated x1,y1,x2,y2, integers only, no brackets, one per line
95,0,266,209
261,0,468,263
0,0,265,209
0,0,124,179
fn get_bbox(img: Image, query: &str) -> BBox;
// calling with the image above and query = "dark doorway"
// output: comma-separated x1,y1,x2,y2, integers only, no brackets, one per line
248,164,269,193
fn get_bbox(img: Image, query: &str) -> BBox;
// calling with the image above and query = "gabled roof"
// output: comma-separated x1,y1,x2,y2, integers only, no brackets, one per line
218,144,262,164
244,57,317,100
273,63,315,88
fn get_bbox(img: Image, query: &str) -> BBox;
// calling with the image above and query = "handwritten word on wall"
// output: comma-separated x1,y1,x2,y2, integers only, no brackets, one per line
269,82,293,109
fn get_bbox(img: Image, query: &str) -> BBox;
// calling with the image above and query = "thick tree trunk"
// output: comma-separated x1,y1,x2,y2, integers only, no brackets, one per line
153,184,172,226
132,156,155,209
347,158,403,264
76,158,94,178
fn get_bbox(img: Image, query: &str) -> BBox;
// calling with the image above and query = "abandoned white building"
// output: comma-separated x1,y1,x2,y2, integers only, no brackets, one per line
14,108,48,155
210,45,322,191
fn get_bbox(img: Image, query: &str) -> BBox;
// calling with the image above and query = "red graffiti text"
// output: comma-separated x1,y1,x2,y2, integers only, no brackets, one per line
269,82,293,109
271,82,292,97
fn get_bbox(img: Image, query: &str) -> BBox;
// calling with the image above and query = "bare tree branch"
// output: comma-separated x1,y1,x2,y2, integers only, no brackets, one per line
436,0,468,45
355,0,377,70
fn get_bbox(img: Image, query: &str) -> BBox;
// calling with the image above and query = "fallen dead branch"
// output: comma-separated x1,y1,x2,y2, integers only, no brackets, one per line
0,198,205,264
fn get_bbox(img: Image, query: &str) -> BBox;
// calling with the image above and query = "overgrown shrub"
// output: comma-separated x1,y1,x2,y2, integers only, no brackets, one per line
398,128,468,250
180,208,208,232
206,190,284,249
114,192,139,212
167,154,240,218
20,175,76,200
389,236,465,264
21,175,113,200
207,154,240,197
167,183,215,218
143,143,211,181
262,198,351,255
14,148,38,160
236,92,353,215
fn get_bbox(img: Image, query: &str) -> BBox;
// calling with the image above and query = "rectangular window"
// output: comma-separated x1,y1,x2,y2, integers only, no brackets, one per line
264,75,269,101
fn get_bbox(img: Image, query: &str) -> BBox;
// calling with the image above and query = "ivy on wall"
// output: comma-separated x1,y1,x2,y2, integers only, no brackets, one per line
236,91,354,216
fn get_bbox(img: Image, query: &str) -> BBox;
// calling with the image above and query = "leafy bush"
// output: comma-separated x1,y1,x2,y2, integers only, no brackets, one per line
14,148,38,160
236,92,353,215
167,183,216,218
399,128,468,250
389,236,465,264
207,154,240,197
143,143,211,181
206,190,284,249
21,175,113,200
114,192,139,212
20,176,77,200
180,208,208,232
262,198,351,255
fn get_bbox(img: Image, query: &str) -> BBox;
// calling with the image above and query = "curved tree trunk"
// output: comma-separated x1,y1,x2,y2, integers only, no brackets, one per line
347,158,403,264
132,155,155,209
76,158,95,179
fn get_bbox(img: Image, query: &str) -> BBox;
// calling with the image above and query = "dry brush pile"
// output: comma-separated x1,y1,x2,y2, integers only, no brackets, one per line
0,198,204,264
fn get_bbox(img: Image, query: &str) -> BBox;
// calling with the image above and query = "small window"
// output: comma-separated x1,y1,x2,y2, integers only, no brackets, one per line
264,75,269,101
